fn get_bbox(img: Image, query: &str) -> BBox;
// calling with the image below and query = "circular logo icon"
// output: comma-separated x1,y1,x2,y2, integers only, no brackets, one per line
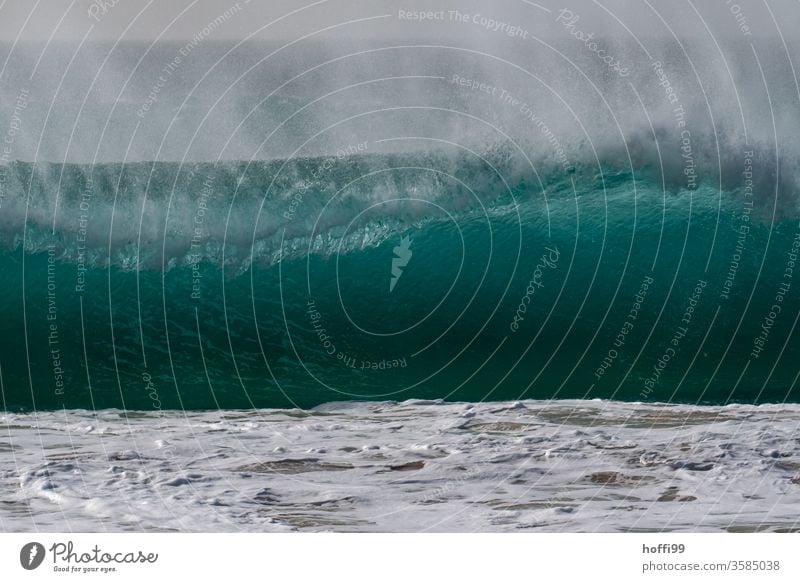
20,542,46,570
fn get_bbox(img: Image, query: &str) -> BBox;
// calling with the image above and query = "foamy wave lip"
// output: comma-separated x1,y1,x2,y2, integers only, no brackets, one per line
3,134,797,273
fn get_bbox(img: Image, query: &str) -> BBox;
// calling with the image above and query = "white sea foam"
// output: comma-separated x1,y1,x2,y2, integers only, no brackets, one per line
2,399,800,532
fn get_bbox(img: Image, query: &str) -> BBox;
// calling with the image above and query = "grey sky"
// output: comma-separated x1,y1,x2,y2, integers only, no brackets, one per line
0,0,797,42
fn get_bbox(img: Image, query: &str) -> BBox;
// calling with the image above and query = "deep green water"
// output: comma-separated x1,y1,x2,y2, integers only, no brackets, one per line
1,157,798,410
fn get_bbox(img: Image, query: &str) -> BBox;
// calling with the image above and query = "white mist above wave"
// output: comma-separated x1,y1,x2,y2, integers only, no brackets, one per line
1,38,797,171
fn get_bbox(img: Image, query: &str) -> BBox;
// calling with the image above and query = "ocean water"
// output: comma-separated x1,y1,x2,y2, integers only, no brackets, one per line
3,400,800,532
2,7,800,533
1,154,799,410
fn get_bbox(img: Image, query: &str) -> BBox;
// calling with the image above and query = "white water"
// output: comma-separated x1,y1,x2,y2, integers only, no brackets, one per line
3,399,800,532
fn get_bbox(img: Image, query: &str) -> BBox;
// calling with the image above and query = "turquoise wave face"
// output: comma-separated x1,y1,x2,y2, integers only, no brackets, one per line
2,156,798,410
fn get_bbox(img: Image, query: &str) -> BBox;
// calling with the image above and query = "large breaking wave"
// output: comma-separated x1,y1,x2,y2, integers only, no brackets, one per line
1,146,799,410
1,27,800,409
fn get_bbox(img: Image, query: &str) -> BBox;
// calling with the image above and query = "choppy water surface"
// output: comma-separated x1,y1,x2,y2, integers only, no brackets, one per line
3,399,800,532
